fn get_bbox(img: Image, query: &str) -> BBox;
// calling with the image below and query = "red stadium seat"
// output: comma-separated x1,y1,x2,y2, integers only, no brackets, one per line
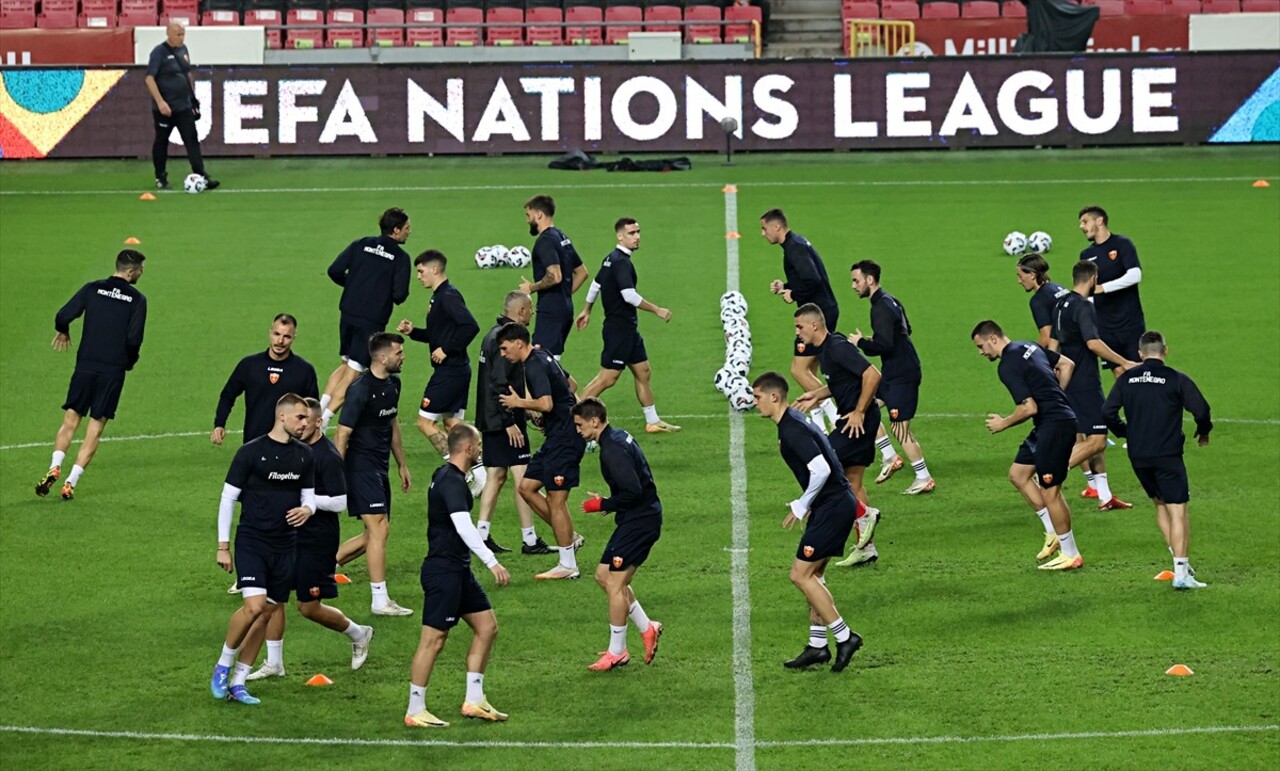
367,7,405,46
38,0,78,28
961,0,1000,15
1199,0,1241,10
79,0,117,27
565,6,602,45
684,4,721,43
163,0,197,14
119,0,158,27
525,7,564,46
486,7,524,45
723,4,761,43
1241,0,1280,10
1124,0,1166,12
445,7,481,46
841,1,879,18
406,8,443,46
921,1,960,18
880,1,921,19
0,0,36,28
644,4,681,33
327,8,363,47
160,11,198,25
1001,1,1026,16
286,9,324,48
1163,0,1201,12
1083,0,1125,15
202,9,240,25
245,8,283,49
603,6,641,44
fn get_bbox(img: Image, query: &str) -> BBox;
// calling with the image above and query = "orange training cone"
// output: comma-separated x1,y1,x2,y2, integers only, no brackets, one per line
726,231,741,239
1153,570,1174,581
335,573,352,585
1165,664,1194,677
306,674,334,686
722,184,738,193
139,192,156,201
124,237,141,245
1252,180,1271,188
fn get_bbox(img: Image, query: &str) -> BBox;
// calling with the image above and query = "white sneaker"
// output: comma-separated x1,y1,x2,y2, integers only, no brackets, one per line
351,625,374,669
1172,575,1207,590
227,581,241,595
246,661,285,681
371,600,414,616
854,507,880,550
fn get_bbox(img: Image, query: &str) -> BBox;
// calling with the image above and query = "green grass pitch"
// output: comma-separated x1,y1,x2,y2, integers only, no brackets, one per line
0,147,1277,769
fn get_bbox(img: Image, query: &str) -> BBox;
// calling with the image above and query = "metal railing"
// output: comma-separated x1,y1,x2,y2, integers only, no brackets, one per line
846,18,915,58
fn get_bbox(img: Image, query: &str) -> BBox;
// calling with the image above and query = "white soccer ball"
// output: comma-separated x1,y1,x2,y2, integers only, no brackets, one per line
474,246,496,269
1002,231,1028,256
726,351,751,377
714,366,735,394
508,245,531,268
724,325,751,346
490,245,511,267
720,304,747,324
728,383,756,413
183,173,206,194
466,465,488,496
1028,231,1053,254
720,291,748,314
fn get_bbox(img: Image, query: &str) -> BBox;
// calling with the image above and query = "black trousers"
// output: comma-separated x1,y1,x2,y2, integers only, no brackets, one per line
152,108,207,181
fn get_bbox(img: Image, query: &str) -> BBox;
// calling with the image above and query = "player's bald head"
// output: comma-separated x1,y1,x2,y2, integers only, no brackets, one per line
446,422,480,454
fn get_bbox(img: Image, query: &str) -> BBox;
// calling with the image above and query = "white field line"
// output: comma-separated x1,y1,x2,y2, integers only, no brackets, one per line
724,182,756,771
0,723,1273,751
0,176,1274,197
2,413,1274,453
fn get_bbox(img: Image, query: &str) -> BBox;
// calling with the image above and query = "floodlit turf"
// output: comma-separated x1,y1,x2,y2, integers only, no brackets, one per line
1,147,1278,769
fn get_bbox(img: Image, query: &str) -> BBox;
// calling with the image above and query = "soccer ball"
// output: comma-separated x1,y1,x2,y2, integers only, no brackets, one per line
714,366,735,394
726,351,751,377
728,383,755,413
720,291,748,314
474,246,496,269
508,245,531,268
490,245,511,267
466,465,487,497
1028,231,1053,254
724,325,751,346
1002,231,1028,256
183,173,206,194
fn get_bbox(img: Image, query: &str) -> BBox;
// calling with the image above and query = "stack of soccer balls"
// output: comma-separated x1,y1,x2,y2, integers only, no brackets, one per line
714,291,755,413
474,245,532,269
1002,230,1053,256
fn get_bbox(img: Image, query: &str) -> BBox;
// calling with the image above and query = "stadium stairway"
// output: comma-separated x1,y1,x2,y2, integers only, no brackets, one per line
768,0,845,58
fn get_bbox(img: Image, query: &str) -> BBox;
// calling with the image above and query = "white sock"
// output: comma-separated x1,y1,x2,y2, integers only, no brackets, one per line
465,671,485,704
1173,556,1189,581
608,624,628,655
51,450,65,468
876,435,897,461
321,408,335,424
67,464,85,487
407,683,426,715
217,644,239,668
558,546,578,571
265,639,283,668
230,661,252,687
628,600,651,633
642,404,659,424
1058,530,1080,558
807,408,826,430
522,527,537,546
821,398,839,425
828,616,852,643
1035,507,1054,535
477,520,491,540
1094,472,1112,503
370,581,389,608
1084,470,1096,490
911,458,930,481
320,394,332,410
342,620,365,641
808,624,827,648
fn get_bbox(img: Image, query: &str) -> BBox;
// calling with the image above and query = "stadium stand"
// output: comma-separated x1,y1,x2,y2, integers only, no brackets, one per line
1199,0,1242,11
685,3,723,43
445,6,482,46
119,0,159,27
366,6,405,45
406,7,444,45
1002,0,1026,15
644,4,681,33
879,1,921,19
203,8,242,24
486,6,525,45
920,0,961,18
327,7,366,47
565,4,604,44
961,0,1001,16
286,7,324,47
525,6,564,45
723,2,759,43
0,0,37,29
1241,0,1280,10
79,0,119,27
603,4,641,44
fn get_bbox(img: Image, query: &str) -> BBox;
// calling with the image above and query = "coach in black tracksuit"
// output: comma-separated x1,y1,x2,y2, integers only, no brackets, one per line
145,22,216,191
1103,331,1213,588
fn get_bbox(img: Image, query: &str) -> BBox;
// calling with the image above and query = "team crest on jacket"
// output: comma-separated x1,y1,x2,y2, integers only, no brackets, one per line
1040,473,1054,485
309,586,320,598
802,545,815,558
796,342,806,353
1108,250,1118,261
612,556,623,569
553,475,565,486
269,373,280,384
890,408,899,420
421,397,431,409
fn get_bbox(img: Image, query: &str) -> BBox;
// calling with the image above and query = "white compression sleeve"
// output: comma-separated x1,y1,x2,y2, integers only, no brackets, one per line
621,287,645,307
299,487,316,514
314,494,347,513
789,455,832,519
585,282,601,303
1102,267,1141,293
450,511,498,568
218,483,241,541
